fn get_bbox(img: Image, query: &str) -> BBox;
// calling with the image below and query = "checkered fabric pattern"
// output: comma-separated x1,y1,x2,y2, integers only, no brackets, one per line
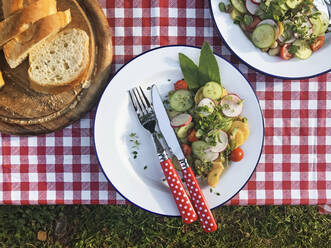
0,0,330,213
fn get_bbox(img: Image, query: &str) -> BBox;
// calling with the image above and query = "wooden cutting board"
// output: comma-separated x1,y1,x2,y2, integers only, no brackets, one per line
0,0,113,135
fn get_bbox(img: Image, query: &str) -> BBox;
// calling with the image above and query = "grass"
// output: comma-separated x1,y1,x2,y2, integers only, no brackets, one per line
0,205,330,247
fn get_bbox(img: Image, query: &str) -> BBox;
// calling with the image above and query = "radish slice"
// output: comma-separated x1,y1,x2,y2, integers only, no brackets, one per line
202,150,219,162
258,19,279,38
170,113,192,128
197,98,215,116
246,0,259,15
251,0,261,4
205,130,229,153
220,94,243,118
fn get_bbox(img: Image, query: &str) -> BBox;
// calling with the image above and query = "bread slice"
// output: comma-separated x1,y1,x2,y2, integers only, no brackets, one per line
28,28,90,94
3,10,72,69
0,71,5,89
2,0,37,18
0,0,57,47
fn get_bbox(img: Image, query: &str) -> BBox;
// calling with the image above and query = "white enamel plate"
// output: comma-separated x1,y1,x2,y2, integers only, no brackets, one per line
94,45,264,216
209,0,331,79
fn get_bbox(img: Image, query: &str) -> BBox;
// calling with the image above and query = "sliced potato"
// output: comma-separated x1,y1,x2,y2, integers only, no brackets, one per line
221,87,228,98
230,129,245,148
230,120,250,141
207,160,225,188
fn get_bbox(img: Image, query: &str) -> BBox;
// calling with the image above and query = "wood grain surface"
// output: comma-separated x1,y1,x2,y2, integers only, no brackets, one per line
0,0,113,135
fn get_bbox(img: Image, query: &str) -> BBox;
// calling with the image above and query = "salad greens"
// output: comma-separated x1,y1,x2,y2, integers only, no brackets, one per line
219,0,329,60
168,43,249,188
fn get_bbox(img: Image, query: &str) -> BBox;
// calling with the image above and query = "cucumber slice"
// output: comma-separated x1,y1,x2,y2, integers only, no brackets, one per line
293,40,312,60
167,109,181,120
231,0,247,14
286,0,302,9
176,122,194,139
319,11,329,34
192,141,209,158
192,141,218,161
309,16,322,37
194,87,204,104
169,89,194,112
202,81,223,100
230,8,242,21
251,24,276,48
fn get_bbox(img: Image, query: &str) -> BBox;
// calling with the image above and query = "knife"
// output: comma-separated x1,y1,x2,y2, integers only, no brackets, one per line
152,85,217,233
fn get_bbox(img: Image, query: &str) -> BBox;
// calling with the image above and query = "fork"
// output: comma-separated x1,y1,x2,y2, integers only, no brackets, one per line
129,87,197,224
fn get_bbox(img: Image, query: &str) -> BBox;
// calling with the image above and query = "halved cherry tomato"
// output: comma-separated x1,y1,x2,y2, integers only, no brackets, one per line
181,144,192,156
230,147,244,162
311,36,325,52
244,16,261,33
174,80,188,90
187,129,198,143
280,44,293,60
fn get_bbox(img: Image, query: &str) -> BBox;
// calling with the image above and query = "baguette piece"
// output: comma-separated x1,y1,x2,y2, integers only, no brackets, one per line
0,71,5,89
0,0,57,47
28,28,90,94
4,10,72,69
2,0,36,18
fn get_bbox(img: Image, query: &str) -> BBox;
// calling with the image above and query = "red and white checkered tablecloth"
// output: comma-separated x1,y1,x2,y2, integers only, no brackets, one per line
0,0,330,213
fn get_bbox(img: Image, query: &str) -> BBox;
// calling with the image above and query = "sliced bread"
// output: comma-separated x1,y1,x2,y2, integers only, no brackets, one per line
0,0,57,47
4,10,72,69
28,28,90,94
2,0,37,18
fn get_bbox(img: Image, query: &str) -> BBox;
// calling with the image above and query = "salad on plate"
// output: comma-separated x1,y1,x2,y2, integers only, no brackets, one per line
166,43,250,188
218,0,329,60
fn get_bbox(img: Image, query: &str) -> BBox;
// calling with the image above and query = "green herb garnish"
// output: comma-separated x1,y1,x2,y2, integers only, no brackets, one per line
179,42,221,90
218,2,226,12
198,42,221,85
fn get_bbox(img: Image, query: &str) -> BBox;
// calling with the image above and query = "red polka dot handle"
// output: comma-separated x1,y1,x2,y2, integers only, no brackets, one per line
182,167,217,232
160,159,197,224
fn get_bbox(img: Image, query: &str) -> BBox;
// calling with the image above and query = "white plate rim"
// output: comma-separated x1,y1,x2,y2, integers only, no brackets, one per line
208,0,331,80
93,45,265,217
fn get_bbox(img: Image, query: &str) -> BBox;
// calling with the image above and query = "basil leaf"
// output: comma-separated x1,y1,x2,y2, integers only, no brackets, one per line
178,53,200,89
198,42,221,85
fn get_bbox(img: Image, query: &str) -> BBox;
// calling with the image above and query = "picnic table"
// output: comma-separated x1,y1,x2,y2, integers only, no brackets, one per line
0,0,330,214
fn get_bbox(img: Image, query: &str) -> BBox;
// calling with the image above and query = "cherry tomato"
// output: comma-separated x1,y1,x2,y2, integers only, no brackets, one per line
244,16,261,33
230,147,244,162
311,36,325,52
174,80,188,90
187,129,198,143
280,44,293,60
181,144,192,156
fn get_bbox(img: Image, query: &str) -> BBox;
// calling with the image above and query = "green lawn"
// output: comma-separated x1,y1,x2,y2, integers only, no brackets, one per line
0,205,330,247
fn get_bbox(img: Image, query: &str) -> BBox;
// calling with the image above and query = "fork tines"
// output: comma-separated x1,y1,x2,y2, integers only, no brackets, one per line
128,87,152,116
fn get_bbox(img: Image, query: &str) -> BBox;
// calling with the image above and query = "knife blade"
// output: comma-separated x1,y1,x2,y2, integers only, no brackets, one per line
152,84,217,233
151,86,185,161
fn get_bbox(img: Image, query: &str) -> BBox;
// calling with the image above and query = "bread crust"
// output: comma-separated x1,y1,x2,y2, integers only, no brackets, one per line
0,71,5,89
0,0,57,47
4,10,72,68
2,0,36,18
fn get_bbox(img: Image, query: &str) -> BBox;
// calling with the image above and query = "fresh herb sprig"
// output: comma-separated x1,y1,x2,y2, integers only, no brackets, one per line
129,133,140,159
179,42,221,90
